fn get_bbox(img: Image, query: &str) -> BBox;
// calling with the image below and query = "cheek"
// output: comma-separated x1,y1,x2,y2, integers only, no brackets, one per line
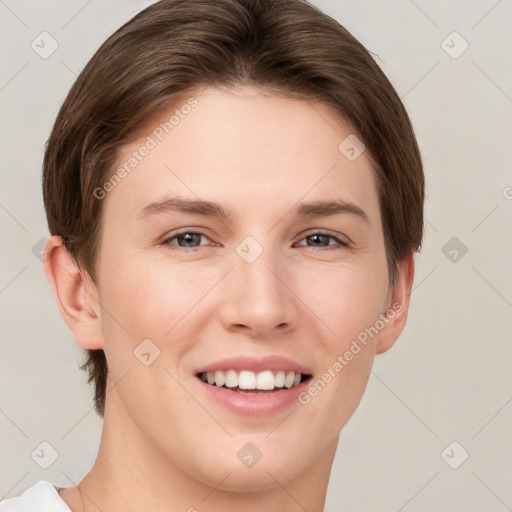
96,258,209,416
99,253,184,326
97,253,217,365
293,257,389,346
300,322,380,443
293,258,388,415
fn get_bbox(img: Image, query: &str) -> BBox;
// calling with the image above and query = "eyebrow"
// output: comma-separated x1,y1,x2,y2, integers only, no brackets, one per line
137,196,370,225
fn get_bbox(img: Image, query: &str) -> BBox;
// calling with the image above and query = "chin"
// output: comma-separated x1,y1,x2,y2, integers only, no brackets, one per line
198,463,298,493
185,442,310,492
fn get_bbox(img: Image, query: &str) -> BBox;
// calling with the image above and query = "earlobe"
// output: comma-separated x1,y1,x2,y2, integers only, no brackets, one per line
43,235,104,350
375,252,415,355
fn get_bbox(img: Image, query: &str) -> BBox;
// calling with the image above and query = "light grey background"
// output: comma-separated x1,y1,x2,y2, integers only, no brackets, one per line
1,1,511,510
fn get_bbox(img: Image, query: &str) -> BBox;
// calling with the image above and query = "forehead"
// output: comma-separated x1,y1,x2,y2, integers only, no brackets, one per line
104,86,380,224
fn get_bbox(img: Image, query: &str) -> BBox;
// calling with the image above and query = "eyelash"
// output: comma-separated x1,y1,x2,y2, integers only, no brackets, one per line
161,229,350,252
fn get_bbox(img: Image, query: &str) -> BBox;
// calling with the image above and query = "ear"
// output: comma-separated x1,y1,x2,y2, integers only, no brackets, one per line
375,252,415,355
43,235,104,350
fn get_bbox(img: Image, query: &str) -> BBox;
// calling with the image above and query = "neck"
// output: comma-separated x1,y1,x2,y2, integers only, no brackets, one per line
73,395,337,512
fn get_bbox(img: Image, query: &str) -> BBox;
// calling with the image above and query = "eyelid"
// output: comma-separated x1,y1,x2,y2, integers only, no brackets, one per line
295,229,351,247
162,228,215,246
161,228,351,250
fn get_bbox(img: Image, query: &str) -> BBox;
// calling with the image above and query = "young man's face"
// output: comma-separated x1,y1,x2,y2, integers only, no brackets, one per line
76,86,411,489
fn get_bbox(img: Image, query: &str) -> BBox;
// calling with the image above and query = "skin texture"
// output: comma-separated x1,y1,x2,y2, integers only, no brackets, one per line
45,85,414,512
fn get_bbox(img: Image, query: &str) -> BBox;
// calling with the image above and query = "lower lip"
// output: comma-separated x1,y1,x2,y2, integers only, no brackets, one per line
194,376,311,416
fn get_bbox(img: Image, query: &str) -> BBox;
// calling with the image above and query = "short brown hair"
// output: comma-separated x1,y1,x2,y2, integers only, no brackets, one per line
42,0,424,418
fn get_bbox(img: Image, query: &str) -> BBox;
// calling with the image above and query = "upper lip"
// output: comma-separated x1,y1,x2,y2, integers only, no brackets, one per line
195,355,313,375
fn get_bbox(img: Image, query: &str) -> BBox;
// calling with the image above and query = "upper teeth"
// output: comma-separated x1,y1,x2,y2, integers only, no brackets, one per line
200,370,303,390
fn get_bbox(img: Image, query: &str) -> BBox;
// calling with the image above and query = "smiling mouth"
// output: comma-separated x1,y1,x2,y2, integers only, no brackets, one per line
197,369,312,394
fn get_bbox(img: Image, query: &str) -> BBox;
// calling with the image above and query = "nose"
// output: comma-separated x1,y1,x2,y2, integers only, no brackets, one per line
217,247,300,339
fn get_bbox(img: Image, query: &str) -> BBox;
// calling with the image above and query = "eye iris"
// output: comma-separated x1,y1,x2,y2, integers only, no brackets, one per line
171,233,340,248
178,233,202,247
307,234,330,247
